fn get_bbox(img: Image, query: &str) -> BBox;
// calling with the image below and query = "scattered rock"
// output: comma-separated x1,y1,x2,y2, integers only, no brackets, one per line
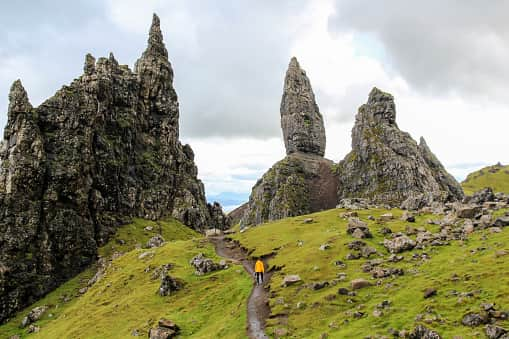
144,226,154,231
149,318,180,338
424,288,437,299
380,213,394,222
495,250,508,258
189,253,225,275
485,324,507,339
146,235,165,248
401,211,416,222
338,287,350,295
461,313,487,327
409,324,441,338
373,309,383,317
383,235,416,253
463,220,475,234
319,244,331,251
309,281,329,290
303,218,314,224
351,278,372,290
347,218,372,238
490,227,502,234
456,205,481,219
493,217,509,227
340,211,358,218
205,229,223,237
282,275,302,287
158,275,183,296
20,306,48,328
26,324,40,333
371,267,404,279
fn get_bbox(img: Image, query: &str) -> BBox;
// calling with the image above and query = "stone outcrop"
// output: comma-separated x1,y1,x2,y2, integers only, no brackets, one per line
281,57,326,156
243,152,338,226
0,14,227,322
336,87,464,206
242,58,337,226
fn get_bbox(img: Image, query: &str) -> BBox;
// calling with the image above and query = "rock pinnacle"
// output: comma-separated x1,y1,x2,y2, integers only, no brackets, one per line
280,57,325,156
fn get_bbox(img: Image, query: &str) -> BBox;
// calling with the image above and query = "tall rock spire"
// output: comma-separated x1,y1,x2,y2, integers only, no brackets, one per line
280,57,326,156
146,13,168,58
135,13,178,134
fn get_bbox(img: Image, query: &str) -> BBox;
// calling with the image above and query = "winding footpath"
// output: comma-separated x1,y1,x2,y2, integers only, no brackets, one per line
210,236,272,339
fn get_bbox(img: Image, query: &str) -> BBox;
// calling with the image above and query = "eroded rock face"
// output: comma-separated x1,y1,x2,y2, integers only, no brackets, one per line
0,14,226,322
337,87,464,206
281,57,325,156
242,153,338,226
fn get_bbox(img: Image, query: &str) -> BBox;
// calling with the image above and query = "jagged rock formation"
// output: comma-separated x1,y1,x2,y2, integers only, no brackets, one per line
243,58,337,226
336,87,464,207
0,14,226,322
281,57,326,156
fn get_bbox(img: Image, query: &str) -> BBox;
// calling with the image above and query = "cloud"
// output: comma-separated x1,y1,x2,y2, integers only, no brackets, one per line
328,0,509,100
106,0,310,139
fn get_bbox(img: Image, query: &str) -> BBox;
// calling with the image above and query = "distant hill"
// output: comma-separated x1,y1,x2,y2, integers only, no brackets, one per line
462,163,509,195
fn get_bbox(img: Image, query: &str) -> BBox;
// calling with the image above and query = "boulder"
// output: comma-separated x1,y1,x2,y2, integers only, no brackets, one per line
456,205,482,219
20,306,48,328
189,253,224,275
146,235,165,248
350,278,372,290
461,313,487,327
309,281,329,291
347,218,372,238
493,217,509,227
485,325,508,339
380,213,394,222
205,229,223,237
383,235,416,253
424,288,437,298
409,324,441,339
401,211,416,222
282,275,302,287
158,275,183,296
470,187,496,204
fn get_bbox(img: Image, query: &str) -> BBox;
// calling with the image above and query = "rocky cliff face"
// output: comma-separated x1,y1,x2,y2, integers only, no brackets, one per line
243,58,337,226
337,87,464,206
0,14,226,322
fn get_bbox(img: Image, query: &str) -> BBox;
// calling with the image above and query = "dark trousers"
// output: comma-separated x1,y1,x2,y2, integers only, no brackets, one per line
255,272,264,285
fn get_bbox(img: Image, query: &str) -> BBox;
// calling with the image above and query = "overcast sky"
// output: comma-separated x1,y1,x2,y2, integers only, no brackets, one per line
1,0,507,210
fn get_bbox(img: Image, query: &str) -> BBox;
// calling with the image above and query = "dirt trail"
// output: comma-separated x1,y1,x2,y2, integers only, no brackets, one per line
210,236,272,339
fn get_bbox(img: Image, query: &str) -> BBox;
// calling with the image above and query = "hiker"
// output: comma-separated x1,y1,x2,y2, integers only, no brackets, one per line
254,258,264,285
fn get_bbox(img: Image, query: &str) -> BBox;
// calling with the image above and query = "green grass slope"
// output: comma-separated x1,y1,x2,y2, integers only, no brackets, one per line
462,163,509,195
233,208,509,338
0,218,251,339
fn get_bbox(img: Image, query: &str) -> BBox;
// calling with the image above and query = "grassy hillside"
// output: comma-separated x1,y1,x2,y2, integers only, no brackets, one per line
0,218,251,339
233,208,509,338
2,209,509,338
462,163,509,195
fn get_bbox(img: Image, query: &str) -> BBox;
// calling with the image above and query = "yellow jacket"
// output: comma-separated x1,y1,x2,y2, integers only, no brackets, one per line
255,260,264,273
